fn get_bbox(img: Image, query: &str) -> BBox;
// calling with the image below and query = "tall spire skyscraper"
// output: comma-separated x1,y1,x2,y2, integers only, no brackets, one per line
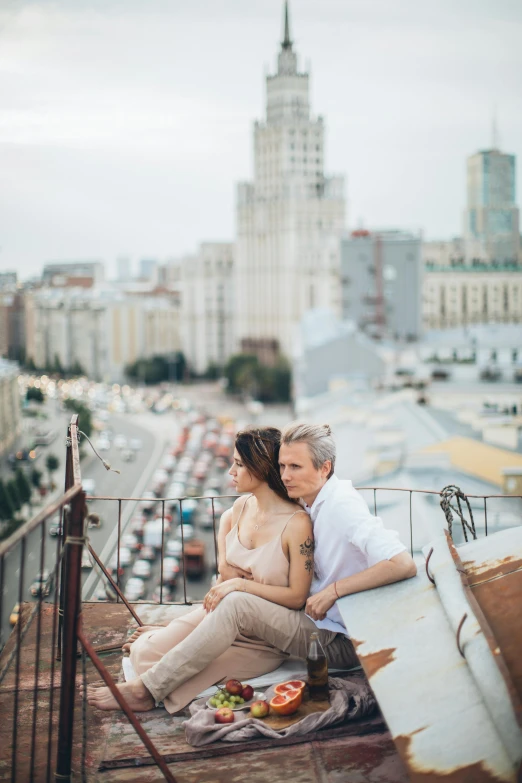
235,2,345,362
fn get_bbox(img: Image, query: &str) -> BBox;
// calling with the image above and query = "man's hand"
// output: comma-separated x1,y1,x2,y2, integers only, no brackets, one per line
305,585,337,621
218,561,253,581
204,578,243,612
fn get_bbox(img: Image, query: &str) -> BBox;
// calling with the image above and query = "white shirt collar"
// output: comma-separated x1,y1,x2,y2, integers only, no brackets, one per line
304,475,339,521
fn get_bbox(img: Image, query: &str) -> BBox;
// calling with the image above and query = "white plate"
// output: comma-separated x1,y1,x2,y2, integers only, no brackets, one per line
206,690,266,711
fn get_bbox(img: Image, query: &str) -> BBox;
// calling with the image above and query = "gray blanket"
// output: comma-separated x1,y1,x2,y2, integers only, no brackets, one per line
183,676,377,747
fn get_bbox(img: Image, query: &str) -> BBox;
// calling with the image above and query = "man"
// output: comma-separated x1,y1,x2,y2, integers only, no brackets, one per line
87,422,416,711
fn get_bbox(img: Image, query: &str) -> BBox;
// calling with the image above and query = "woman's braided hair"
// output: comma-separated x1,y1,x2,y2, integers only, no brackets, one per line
235,426,296,503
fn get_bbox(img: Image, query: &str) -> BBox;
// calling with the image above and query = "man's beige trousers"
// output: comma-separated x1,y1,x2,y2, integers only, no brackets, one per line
140,592,359,705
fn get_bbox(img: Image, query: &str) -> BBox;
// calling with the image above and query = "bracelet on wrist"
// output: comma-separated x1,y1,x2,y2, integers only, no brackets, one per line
333,581,340,599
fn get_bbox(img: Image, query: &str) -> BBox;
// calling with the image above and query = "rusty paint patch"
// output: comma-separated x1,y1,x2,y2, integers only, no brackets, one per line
394,731,508,782
464,555,522,587
359,647,397,678
416,616,426,622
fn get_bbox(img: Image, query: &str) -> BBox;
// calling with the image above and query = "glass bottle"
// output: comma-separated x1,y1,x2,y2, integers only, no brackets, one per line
306,631,329,701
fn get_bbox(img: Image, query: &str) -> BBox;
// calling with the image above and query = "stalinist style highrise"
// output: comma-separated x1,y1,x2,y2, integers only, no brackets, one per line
235,2,345,362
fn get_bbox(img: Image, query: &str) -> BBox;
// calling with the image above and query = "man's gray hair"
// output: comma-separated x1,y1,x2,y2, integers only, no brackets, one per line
281,422,335,477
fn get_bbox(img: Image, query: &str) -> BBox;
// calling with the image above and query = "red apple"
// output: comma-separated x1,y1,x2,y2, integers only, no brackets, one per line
225,679,243,696
250,699,269,718
241,684,254,702
215,707,235,724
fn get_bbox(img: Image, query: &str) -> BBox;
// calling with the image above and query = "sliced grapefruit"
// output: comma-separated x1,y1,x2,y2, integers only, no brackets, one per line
269,688,303,716
274,679,306,696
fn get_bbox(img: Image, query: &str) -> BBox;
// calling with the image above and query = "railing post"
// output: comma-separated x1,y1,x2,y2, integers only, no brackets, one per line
55,417,85,782
57,415,79,661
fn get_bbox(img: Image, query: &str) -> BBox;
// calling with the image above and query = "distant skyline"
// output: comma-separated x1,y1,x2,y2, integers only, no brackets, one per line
1,0,521,277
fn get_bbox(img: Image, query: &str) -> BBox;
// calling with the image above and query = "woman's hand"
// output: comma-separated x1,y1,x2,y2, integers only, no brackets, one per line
218,561,253,581
204,578,244,613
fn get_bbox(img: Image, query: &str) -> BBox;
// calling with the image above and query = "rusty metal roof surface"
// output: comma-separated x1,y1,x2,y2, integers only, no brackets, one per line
338,528,522,782
0,600,407,782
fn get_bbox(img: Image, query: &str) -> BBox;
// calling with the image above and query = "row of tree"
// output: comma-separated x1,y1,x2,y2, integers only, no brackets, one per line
125,353,187,385
223,354,291,403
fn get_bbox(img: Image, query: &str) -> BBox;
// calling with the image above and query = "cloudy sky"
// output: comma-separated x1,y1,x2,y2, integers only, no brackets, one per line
1,0,521,278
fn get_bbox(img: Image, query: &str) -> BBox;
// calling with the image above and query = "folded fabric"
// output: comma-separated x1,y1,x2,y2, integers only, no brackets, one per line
183,676,377,747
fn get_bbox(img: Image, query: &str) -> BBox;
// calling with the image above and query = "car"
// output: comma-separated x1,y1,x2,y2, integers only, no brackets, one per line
121,448,135,462
161,557,180,586
121,533,141,552
81,549,93,568
93,583,117,602
49,523,63,537
139,545,155,561
160,454,176,472
130,438,143,451
139,491,157,514
175,523,195,541
124,577,146,601
132,559,152,579
151,585,175,602
95,437,111,452
165,539,182,557
30,569,51,597
33,429,57,446
82,478,96,496
181,499,198,523
9,603,20,626
114,434,128,449
108,547,132,569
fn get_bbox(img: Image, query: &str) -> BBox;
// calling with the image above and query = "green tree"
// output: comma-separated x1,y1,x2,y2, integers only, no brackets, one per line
31,468,42,489
26,386,45,403
0,480,14,521
63,399,92,438
69,359,85,377
15,468,31,506
6,480,21,512
25,356,37,371
45,453,60,489
52,353,64,375
224,354,259,393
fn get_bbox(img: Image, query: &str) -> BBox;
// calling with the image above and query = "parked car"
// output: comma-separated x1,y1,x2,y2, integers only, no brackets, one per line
151,585,175,602
139,545,155,561
161,557,180,586
93,583,117,602
108,547,132,569
82,478,96,496
183,539,206,579
30,570,51,597
114,434,128,449
165,539,183,557
139,491,157,514
87,512,102,528
175,523,195,542
121,533,141,552
181,499,198,524
132,559,152,579
95,436,111,452
49,523,63,537
124,578,146,601
130,438,143,451
121,448,135,462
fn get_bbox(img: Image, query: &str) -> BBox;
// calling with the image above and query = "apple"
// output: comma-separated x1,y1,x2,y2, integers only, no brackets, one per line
215,707,235,724
225,679,243,696
241,684,254,702
250,699,269,718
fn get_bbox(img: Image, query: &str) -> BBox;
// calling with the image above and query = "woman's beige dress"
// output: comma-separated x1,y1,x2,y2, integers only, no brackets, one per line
130,499,300,713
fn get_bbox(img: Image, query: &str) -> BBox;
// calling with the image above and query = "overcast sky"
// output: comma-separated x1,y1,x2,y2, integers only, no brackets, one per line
1,0,521,278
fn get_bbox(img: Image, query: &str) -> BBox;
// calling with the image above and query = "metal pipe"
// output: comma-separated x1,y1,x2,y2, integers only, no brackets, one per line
11,536,26,783
30,518,46,781
55,419,85,783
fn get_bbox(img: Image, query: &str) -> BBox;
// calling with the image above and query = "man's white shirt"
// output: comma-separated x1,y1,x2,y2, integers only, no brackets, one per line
304,475,406,635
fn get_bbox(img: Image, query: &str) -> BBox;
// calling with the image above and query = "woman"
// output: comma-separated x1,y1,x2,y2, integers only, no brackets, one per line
123,426,313,713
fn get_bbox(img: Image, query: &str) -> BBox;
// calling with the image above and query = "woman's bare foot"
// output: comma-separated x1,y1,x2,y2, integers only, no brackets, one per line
122,625,162,653
86,678,155,711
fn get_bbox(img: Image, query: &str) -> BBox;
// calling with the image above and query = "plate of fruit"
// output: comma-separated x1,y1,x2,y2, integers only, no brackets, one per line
207,679,266,712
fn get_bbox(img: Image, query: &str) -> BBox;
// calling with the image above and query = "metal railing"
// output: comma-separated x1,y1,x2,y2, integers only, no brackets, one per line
1,414,521,782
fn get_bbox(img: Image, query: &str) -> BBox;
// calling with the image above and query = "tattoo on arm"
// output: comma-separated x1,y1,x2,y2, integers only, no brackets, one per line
299,536,314,573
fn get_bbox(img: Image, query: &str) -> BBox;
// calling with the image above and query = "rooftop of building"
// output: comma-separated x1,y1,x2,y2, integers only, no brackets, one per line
425,260,521,272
